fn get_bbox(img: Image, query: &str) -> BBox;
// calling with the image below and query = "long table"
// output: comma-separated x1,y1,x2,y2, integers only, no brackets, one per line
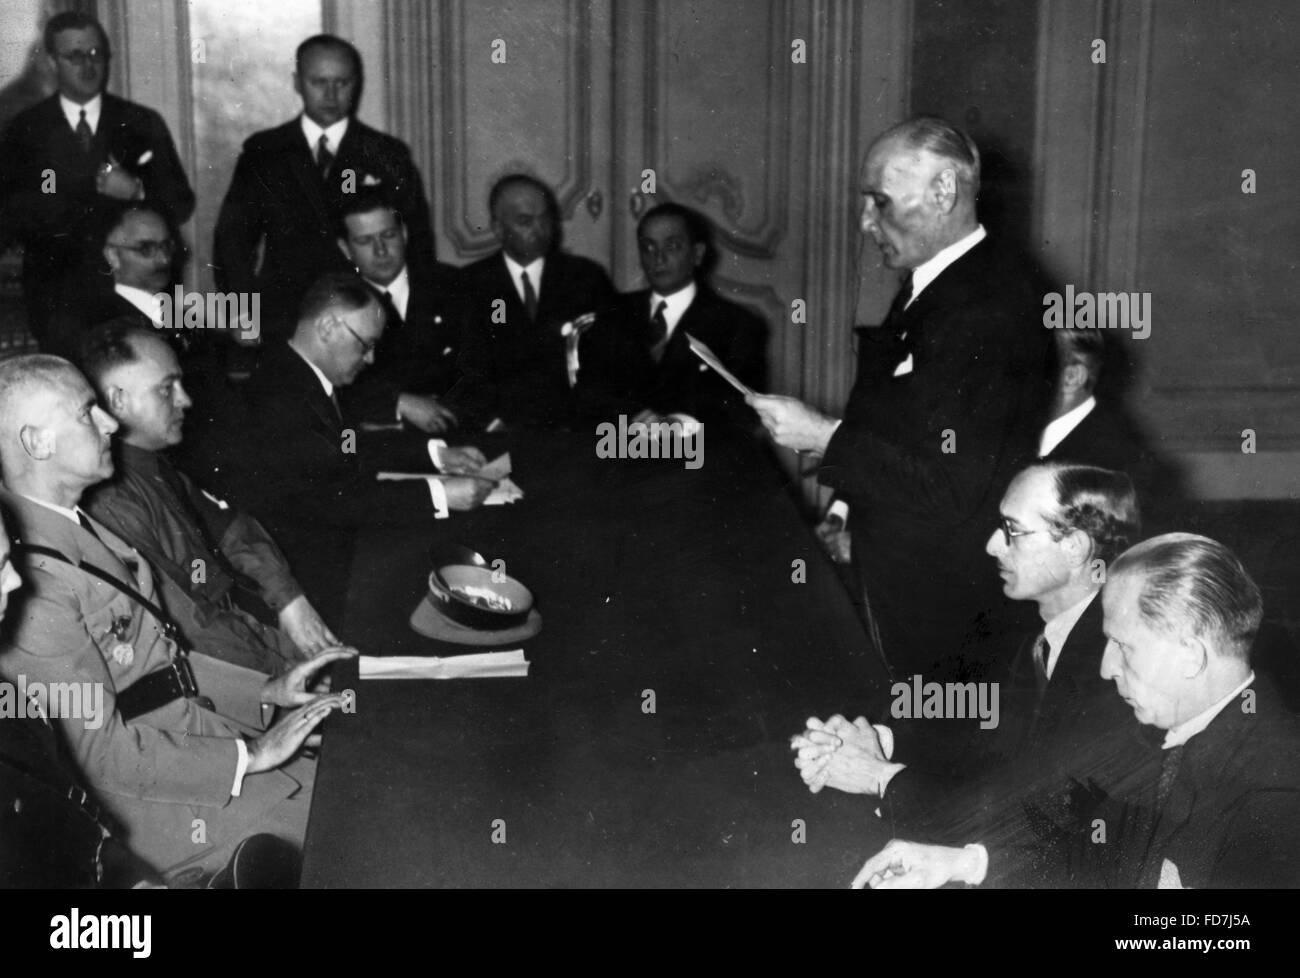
301,428,894,887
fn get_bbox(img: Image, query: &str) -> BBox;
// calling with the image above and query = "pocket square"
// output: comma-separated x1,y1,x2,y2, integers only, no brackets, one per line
892,353,914,377
362,173,383,186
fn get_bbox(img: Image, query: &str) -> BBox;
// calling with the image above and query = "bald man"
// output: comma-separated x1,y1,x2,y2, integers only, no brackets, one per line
0,354,350,878
750,116,1053,680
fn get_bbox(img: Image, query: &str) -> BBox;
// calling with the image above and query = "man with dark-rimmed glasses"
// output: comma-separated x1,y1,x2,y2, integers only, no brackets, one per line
0,11,194,347
793,462,1143,824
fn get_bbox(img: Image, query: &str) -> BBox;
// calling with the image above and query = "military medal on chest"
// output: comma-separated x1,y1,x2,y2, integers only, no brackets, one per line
106,614,134,667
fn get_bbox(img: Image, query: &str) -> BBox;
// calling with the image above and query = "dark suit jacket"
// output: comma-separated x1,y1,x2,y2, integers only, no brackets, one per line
1043,398,1173,508
819,238,1054,675
341,261,469,423
0,93,194,340
0,712,152,887
239,341,441,610
449,249,617,428
45,280,151,360
611,284,768,426
213,117,434,340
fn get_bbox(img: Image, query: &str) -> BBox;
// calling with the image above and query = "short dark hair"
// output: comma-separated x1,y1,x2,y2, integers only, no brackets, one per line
44,11,109,58
78,318,158,393
880,115,981,195
295,34,362,79
1109,534,1264,661
488,173,559,224
1034,462,1141,565
97,202,170,250
297,271,378,325
337,187,402,237
637,202,708,245
1056,327,1107,390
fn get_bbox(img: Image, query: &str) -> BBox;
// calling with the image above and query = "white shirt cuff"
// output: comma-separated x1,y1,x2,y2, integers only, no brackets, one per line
231,738,249,797
427,438,448,471
964,844,989,886
827,499,850,526
425,477,449,518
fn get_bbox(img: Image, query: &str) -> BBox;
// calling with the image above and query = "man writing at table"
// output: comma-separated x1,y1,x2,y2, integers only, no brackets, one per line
749,116,1052,679
239,272,491,611
0,354,350,877
850,534,1300,888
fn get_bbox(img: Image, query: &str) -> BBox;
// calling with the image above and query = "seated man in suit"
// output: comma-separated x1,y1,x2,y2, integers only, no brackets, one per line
794,462,1141,805
214,34,435,341
610,202,768,428
748,117,1053,679
450,173,619,429
0,11,194,346
0,354,350,877
851,533,1300,889
79,320,338,675
337,188,465,433
0,509,160,888
240,272,490,611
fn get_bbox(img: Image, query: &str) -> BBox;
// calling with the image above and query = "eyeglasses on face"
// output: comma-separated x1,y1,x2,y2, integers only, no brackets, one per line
996,516,1051,548
110,239,175,259
56,48,107,66
339,320,378,356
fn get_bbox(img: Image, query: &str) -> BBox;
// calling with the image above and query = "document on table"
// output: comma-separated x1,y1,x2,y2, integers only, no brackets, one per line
359,649,530,680
376,452,523,504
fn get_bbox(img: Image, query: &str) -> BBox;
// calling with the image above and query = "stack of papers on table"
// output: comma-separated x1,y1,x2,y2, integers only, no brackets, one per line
377,452,523,505
358,649,529,680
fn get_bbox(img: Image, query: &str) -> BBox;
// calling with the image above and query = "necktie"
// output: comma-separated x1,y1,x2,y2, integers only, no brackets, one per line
648,300,669,362
76,510,102,542
76,108,93,153
378,289,402,330
1031,632,1050,693
329,390,343,423
1154,744,1185,810
521,271,539,324
317,134,335,180
883,272,914,336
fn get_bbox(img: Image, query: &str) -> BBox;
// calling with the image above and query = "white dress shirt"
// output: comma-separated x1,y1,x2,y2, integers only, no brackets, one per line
1040,590,1098,680
301,115,349,160
1163,672,1256,749
649,281,697,344
1039,396,1097,458
60,93,102,133
906,224,987,308
368,265,411,321
504,254,545,306
114,284,166,326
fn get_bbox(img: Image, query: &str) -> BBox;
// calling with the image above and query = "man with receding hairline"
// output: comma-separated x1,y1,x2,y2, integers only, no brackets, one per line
214,33,434,341
849,533,1300,889
750,116,1053,679
0,353,350,878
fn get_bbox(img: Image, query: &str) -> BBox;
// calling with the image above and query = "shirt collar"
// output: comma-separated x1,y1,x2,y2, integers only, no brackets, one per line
114,284,166,325
301,114,349,154
18,491,86,527
907,225,987,307
60,93,102,133
503,254,544,296
650,282,697,338
1039,395,1097,458
289,343,334,397
367,265,411,319
1041,589,1098,679
1163,672,1256,749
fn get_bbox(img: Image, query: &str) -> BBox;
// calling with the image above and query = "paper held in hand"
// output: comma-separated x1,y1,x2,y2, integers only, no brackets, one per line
359,649,530,680
685,333,757,398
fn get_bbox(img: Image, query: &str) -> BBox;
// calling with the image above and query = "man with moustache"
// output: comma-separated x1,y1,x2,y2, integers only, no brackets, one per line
79,320,338,674
749,116,1053,679
0,12,194,346
214,34,434,341
450,174,618,429
336,188,466,433
849,534,1300,889
0,354,350,877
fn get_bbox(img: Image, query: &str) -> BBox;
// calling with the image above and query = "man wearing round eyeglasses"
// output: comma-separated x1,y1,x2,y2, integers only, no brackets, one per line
0,11,194,347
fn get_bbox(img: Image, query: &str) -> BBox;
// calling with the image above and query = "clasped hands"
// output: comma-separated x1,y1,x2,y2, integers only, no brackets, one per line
790,713,903,796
